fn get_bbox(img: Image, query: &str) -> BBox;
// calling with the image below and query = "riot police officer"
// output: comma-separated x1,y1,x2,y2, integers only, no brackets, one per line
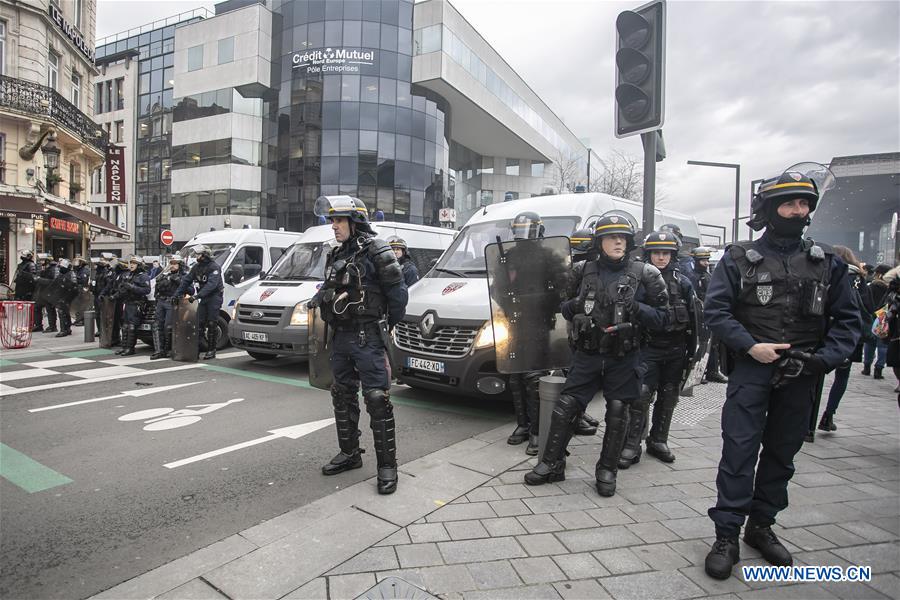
387,237,420,287
13,250,38,301
115,256,151,356
72,256,90,326
688,247,728,384
524,213,668,497
703,164,861,580
151,256,186,360
34,254,59,333
102,258,129,346
53,258,79,337
619,231,696,469
91,255,113,339
307,196,408,495
176,246,225,360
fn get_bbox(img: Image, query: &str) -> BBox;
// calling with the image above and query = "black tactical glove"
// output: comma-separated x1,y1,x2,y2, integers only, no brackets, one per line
572,314,593,337
802,354,828,377
307,295,321,310
188,294,197,303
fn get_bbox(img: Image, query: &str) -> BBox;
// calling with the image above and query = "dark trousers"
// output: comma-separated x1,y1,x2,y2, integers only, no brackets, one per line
641,345,683,439
36,302,57,328
155,298,175,328
123,302,143,327
56,302,72,332
709,358,816,537
197,294,223,325
562,349,641,409
863,338,888,369
330,328,391,392
706,337,722,377
825,364,851,415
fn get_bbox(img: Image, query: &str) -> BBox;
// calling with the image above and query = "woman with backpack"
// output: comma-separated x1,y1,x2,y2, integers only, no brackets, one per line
818,246,874,432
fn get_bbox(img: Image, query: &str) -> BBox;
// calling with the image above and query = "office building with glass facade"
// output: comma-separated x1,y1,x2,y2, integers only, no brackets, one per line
100,0,588,252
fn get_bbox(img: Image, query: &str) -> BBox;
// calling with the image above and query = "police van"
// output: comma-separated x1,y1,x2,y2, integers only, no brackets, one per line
391,193,701,399
176,228,304,349
228,221,455,359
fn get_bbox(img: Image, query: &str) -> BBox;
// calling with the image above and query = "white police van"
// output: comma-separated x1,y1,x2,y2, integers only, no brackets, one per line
391,193,701,399
177,228,304,348
228,221,455,359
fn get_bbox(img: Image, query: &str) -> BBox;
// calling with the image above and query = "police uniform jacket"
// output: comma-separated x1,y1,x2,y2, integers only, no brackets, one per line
687,267,711,302
156,267,187,300
645,265,696,350
399,256,420,287
14,259,38,296
119,270,151,303
176,260,224,299
703,232,860,369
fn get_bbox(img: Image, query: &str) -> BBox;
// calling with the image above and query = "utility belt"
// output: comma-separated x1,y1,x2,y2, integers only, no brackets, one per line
574,319,641,356
646,329,687,350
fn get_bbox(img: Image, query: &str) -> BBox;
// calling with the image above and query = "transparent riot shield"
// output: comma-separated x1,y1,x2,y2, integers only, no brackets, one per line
681,295,711,392
307,306,333,390
485,236,572,374
33,278,65,307
70,288,94,315
172,297,200,362
99,296,117,348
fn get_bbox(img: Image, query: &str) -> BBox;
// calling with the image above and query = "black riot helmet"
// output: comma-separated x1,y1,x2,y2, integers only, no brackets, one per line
641,230,681,262
314,195,374,234
592,211,637,252
569,227,594,260
510,211,544,240
748,162,834,232
658,223,684,245
193,245,213,262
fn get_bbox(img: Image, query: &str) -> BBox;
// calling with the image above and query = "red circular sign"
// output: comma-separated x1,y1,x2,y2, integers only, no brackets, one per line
160,229,175,246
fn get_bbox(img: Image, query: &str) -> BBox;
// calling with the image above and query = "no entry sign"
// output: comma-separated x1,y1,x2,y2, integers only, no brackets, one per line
160,229,175,246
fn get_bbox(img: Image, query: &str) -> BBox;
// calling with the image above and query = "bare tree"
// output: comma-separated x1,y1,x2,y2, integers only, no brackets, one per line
550,150,583,194
588,149,643,202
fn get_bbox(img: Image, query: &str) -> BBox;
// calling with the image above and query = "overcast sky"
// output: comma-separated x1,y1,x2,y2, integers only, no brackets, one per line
97,0,900,241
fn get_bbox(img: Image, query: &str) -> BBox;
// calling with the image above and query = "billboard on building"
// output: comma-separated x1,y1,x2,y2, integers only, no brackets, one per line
105,145,126,204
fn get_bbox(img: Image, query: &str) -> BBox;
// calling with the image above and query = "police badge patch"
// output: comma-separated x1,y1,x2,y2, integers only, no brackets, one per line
757,285,773,304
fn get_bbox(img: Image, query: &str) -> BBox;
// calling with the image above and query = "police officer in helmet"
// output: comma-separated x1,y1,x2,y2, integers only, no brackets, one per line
524,213,668,497
14,250,38,301
176,246,225,359
703,164,861,580
688,247,728,383
116,256,151,355
619,231,696,469
151,255,187,360
387,236,420,287
307,196,408,495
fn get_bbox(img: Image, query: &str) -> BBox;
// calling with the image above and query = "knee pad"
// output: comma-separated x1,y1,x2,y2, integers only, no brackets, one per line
553,394,581,423
330,382,358,407
363,388,393,419
605,398,628,422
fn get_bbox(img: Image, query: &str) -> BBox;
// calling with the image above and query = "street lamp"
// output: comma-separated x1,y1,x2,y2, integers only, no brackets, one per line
687,160,740,243
41,133,61,193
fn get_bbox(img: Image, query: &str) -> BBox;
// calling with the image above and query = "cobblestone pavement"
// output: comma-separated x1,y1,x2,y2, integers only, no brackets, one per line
93,372,898,600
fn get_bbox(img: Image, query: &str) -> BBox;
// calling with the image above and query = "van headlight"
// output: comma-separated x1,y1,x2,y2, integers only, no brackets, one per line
231,303,239,320
290,301,309,326
474,320,507,350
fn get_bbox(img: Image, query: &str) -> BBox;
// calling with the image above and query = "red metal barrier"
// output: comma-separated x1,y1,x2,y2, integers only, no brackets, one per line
0,301,35,349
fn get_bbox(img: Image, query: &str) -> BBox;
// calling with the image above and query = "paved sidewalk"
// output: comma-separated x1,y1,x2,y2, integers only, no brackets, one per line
1,321,98,359
93,373,899,600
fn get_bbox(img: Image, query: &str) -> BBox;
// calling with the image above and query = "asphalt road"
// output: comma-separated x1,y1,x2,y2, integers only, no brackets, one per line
0,348,511,599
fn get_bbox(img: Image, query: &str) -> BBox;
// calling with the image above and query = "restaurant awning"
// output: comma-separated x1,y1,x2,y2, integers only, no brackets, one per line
0,194,51,220
43,196,130,239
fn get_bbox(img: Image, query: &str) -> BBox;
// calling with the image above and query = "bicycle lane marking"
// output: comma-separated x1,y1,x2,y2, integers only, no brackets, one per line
0,443,73,493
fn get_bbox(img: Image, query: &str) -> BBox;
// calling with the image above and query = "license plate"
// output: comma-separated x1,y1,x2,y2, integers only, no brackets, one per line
139,323,151,331
243,331,268,342
407,357,445,374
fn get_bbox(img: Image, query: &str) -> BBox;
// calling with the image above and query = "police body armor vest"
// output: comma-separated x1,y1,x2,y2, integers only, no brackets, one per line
156,270,183,299
730,240,830,350
121,271,144,302
321,238,387,326
575,259,643,355
648,268,690,349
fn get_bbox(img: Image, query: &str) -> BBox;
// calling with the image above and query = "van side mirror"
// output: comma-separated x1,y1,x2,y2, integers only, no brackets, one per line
258,270,267,280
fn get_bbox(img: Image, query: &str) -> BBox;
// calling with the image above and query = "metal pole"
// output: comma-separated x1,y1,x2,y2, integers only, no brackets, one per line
733,165,740,244
641,132,657,235
587,149,591,191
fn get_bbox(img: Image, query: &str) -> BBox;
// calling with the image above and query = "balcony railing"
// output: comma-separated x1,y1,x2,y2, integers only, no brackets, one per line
0,75,109,154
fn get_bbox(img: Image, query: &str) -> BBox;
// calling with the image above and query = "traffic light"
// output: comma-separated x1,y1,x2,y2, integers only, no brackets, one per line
614,0,666,138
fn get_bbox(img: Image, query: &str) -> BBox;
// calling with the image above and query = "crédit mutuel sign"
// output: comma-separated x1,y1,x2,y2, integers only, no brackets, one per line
292,47,375,74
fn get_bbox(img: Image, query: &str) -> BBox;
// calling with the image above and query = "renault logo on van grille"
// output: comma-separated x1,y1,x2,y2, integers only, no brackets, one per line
419,313,436,339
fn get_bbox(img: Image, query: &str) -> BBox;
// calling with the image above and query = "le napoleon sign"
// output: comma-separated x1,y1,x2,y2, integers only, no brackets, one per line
292,47,375,75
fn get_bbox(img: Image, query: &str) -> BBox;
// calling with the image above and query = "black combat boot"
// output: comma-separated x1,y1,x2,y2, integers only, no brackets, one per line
705,372,728,384
203,322,218,359
525,433,539,456
524,395,579,485
861,365,871,376
506,376,531,445
582,412,599,427
744,521,793,566
595,398,629,496
365,389,398,495
646,384,677,463
574,415,598,436
55,329,71,337
818,411,836,432
118,324,137,356
705,534,740,580
619,386,650,469
150,325,167,359
323,384,364,476
874,367,884,380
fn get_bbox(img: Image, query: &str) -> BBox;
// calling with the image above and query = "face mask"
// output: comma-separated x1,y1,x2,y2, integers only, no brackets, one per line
768,212,809,238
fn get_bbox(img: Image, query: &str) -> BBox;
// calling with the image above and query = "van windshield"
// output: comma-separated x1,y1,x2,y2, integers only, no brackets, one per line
178,243,234,266
431,216,579,277
266,242,331,280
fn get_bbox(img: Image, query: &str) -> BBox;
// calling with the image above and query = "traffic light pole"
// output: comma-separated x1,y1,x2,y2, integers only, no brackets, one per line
641,131,657,235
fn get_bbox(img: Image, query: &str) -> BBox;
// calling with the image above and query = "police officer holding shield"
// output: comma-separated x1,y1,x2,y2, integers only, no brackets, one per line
307,196,408,495
13,250,38,301
524,213,668,497
33,254,59,332
619,231,696,469
115,256,151,356
703,163,861,580
176,246,225,360
91,255,113,340
151,255,187,360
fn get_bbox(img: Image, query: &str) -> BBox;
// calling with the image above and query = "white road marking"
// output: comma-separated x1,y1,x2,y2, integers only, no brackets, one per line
164,418,335,469
22,357,93,368
0,364,204,397
1,368,60,382
66,365,143,378
29,381,206,412
99,355,156,366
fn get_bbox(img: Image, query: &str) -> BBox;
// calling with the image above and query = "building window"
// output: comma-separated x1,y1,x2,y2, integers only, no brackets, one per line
531,162,545,177
71,71,81,108
115,78,125,110
74,0,83,30
105,80,113,112
218,36,234,65
115,120,124,142
0,21,6,76
188,45,203,71
48,51,59,90
95,82,104,114
505,159,519,176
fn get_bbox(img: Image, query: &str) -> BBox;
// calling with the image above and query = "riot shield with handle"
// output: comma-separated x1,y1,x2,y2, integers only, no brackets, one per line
33,278,65,307
680,294,711,393
485,236,572,374
172,297,200,362
99,296,117,348
307,305,333,390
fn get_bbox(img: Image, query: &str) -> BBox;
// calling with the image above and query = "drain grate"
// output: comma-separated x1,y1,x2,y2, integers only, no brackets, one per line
356,576,436,600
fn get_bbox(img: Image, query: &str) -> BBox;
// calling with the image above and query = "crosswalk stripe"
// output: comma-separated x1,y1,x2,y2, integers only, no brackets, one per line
0,364,204,396
1,368,59,382
22,358,93,368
